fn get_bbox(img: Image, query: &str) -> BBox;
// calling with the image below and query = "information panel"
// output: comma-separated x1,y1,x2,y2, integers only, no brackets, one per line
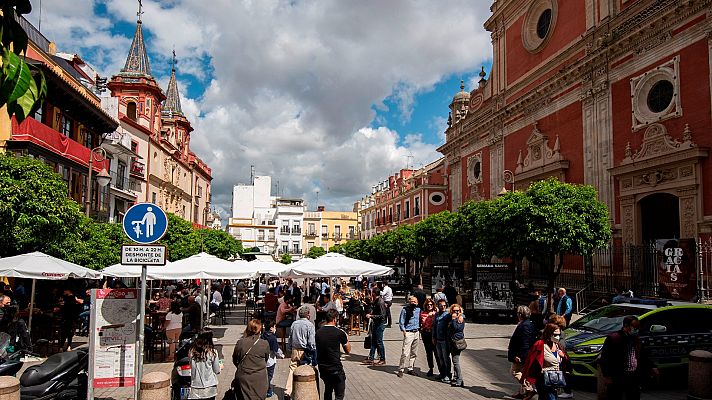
88,288,139,395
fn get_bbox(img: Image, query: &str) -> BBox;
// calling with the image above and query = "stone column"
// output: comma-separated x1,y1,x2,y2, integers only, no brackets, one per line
292,364,319,400
0,377,19,400
688,350,712,400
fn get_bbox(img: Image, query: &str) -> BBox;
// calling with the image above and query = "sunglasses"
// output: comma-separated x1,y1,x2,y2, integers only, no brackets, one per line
452,309,461,312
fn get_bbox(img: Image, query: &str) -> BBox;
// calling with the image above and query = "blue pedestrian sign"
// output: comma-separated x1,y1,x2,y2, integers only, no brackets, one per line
122,203,169,244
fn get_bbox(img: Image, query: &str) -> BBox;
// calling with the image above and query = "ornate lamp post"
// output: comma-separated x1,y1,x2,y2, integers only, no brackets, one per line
85,147,112,217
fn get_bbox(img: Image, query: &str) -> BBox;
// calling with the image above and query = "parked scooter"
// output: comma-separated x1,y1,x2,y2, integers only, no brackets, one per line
171,333,196,400
0,333,24,377
19,347,89,400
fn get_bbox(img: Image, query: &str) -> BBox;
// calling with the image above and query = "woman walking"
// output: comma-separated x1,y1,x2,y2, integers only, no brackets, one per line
522,323,568,400
448,304,466,387
363,289,387,365
232,319,270,400
164,301,183,361
188,330,220,400
419,299,436,376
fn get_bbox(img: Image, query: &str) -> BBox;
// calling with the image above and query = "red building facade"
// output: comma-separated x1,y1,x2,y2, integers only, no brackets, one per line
438,0,712,246
360,158,448,239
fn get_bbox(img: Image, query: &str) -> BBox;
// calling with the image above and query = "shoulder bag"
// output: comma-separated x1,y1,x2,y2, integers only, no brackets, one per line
543,344,566,388
451,338,467,350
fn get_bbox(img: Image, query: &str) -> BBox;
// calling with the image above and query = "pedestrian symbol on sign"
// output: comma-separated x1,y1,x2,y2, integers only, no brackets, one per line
123,203,168,244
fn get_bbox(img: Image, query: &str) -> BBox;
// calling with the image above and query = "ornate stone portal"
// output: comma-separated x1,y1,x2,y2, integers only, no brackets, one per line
512,122,570,188
610,123,709,244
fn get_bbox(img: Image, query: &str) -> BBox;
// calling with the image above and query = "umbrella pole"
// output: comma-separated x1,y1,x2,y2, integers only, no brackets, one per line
28,279,36,337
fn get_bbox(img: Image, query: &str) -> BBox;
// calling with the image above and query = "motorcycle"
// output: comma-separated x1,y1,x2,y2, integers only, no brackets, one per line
19,346,89,400
0,332,24,377
171,333,196,400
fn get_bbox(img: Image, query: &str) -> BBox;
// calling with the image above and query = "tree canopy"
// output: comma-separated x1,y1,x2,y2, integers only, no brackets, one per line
307,246,326,259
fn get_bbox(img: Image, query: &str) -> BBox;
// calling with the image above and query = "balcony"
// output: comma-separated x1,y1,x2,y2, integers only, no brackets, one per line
257,235,265,241
334,233,342,241
292,228,301,235
347,233,356,240
280,227,291,234
110,171,140,194
130,159,145,178
321,233,328,239
306,230,317,237
11,117,108,171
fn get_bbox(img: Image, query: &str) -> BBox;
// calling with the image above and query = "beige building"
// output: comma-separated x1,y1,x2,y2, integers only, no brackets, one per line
302,207,359,253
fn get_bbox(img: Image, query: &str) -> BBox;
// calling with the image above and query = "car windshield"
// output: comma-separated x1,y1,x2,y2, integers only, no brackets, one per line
570,305,649,333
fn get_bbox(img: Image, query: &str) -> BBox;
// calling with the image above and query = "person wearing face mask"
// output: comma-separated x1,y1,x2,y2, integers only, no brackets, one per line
599,315,659,400
396,296,421,377
521,323,568,400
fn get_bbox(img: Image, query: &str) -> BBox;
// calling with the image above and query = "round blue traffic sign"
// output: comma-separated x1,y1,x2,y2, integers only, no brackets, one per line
122,203,169,244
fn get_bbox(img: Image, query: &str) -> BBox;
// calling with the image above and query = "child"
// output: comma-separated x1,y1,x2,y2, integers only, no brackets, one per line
261,320,284,398
189,329,220,400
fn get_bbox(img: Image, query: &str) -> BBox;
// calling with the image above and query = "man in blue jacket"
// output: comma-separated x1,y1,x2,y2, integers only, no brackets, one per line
556,288,573,326
508,306,536,399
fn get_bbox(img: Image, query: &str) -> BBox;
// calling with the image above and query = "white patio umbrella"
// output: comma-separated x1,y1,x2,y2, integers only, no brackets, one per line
236,260,290,277
0,251,101,334
150,252,257,280
279,253,393,279
101,261,172,279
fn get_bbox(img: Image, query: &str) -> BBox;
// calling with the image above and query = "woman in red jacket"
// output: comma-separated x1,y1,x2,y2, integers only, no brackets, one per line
521,323,567,400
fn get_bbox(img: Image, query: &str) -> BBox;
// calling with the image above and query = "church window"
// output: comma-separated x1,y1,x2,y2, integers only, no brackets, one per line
630,57,681,131
536,9,552,39
522,0,557,53
127,102,137,121
647,80,674,113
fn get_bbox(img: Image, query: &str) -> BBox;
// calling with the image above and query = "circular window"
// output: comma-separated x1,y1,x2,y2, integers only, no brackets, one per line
429,192,445,206
647,80,674,113
522,0,557,53
537,9,552,39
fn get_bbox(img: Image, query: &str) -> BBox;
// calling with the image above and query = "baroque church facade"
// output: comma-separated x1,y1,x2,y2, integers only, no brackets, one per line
106,12,212,226
439,0,712,246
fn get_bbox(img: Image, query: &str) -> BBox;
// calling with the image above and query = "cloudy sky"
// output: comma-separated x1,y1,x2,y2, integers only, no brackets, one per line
28,0,493,215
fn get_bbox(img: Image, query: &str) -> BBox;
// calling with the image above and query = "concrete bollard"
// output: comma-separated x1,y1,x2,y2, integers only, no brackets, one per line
140,371,171,400
689,350,712,400
292,364,319,400
0,377,19,400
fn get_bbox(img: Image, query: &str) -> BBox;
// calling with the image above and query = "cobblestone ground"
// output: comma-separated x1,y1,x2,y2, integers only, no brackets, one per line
25,301,687,399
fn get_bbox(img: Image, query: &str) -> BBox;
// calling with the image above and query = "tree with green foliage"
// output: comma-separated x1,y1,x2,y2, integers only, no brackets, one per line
307,246,326,259
1,0,47,123
160,213,200,261
280,253,292,264
0,154,84,257
198,228,243,260
64,220,124,270
484,178,611,313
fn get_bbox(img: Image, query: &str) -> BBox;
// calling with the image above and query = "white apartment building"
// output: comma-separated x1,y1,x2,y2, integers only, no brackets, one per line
275,198,305,260
228,176,278,254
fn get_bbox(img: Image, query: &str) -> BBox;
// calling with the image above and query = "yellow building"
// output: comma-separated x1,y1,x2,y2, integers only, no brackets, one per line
303,208,359,254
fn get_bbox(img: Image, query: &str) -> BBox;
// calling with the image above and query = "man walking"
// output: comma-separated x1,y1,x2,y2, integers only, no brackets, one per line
432,298,452,383
599,315,659,400
556,287,573,326
285,306,316,400
381,281,393,327
315,309,351,400
397,296,421,377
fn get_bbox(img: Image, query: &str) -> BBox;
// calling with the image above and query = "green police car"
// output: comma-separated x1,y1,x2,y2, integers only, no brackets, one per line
564,302,712,377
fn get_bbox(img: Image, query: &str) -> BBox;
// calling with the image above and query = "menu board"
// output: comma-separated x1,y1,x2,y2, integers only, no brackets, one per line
88,288,139,393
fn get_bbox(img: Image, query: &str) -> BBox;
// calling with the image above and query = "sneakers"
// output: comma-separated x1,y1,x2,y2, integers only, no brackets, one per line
396,370,404,378
426,369,434,377
559,393,574,399
361,359,374,365
372,360,386,366
440,376,451,383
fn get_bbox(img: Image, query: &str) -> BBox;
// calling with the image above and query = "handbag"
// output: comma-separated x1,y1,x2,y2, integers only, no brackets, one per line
543,370,566,388
451,338,467,350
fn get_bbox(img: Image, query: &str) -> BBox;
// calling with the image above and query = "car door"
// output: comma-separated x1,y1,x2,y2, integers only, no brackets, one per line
640,307,712,369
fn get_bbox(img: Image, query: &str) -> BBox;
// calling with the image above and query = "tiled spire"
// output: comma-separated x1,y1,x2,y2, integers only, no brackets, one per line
120,1,152,77
163,50,183,116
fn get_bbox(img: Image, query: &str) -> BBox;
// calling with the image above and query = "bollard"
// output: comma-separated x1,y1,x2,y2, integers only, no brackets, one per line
689,350,712,400
140,371,171,400
292,364,319,400
0,376,20,400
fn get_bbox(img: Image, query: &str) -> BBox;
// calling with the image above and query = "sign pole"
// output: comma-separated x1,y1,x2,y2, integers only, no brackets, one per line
135,264,148,400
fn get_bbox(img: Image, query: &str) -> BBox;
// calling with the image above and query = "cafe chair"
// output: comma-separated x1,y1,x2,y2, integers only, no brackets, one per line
348,314,362,336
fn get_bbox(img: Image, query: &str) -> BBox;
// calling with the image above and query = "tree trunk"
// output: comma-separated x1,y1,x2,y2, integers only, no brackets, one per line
545,252,565,316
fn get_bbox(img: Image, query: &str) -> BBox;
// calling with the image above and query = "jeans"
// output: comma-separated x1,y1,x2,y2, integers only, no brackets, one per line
266,364,275,395
450,348,462,383
384,301,392,326
435,340,451,378
420,330,435,370
536,379,558,400
368,322,386,361
320,369,346,400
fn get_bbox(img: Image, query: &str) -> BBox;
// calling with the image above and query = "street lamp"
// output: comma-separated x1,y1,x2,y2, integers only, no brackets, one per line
85,147,112,217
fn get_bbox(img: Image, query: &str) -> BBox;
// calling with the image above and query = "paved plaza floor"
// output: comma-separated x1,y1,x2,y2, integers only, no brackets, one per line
27,301,688,399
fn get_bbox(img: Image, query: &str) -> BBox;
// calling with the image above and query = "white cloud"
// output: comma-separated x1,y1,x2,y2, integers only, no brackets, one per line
29,0,494,214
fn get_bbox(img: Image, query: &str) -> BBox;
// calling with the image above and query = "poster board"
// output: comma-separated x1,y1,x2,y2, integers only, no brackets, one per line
655,238,698,301
88,288,139,398
472,263,514,312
